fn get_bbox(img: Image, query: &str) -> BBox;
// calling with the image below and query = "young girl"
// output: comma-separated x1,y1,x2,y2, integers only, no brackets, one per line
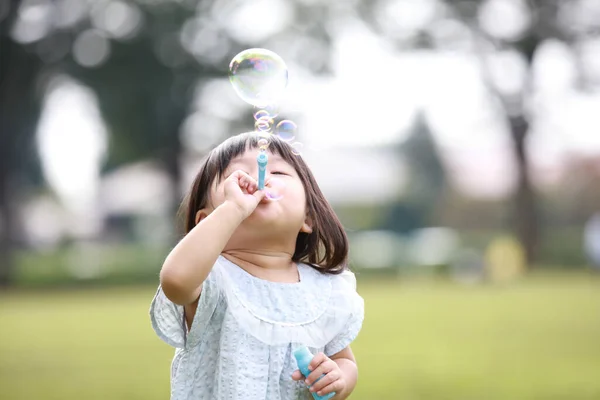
150,132,364,399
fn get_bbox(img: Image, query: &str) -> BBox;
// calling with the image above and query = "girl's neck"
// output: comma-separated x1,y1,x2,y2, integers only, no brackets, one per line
221,250,300,283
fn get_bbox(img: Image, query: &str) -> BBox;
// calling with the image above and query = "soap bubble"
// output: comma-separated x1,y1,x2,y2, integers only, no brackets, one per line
257,137,270,151
229,48,288,108
254,109,271,120
255,116,273,132
265,177,285,201
275,120,296,142
291,142,304,156
254,105,279,120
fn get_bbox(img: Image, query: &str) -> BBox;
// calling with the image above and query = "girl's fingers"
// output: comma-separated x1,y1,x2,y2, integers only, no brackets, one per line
309,369,339,393
253,189,266,202
306,360,335,386
242,176,260,196
229,170,253,182
230,170,259,193
291,370,304,381
315,380,342,397
309,352,327,371
247,179,258,193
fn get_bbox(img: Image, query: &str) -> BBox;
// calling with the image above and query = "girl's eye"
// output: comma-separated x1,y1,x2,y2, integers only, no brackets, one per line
271,171,287,175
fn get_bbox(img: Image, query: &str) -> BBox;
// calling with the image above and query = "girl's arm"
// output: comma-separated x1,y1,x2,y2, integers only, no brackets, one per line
160,200,245,305
160,170,264,306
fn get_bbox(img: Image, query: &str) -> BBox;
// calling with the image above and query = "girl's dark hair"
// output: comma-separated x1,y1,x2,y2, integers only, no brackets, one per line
179,131,348,274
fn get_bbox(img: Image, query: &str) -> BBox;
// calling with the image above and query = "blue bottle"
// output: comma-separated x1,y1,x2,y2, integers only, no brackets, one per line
293,346,336,400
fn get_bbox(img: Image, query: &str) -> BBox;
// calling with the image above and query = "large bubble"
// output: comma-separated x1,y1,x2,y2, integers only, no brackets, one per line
229,48,288,108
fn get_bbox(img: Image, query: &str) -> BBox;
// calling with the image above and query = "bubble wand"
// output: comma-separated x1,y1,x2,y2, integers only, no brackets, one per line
257,150,268,190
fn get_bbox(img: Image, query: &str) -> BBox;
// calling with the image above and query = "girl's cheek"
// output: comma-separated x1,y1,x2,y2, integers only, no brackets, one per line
212,188,225,205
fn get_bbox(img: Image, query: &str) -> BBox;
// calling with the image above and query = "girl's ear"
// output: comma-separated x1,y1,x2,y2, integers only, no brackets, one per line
300,222,313,233
300,214,313,233
195,209,209,225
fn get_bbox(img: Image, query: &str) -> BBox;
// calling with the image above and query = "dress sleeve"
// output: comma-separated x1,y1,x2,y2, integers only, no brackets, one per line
149,266,223,349
324,271,365,356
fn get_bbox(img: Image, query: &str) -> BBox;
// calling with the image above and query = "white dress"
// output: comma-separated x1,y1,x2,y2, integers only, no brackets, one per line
149,255,365,400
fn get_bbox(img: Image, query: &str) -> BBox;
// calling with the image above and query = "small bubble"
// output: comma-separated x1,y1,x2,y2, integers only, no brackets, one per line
255,116,273,132
291,142,304,156
275,120,296,142
254,105,279,119
257,137,270,150
254,109,270,120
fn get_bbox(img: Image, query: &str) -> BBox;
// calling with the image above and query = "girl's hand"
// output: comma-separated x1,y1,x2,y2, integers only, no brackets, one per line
223,170,265,218
292,352,346,397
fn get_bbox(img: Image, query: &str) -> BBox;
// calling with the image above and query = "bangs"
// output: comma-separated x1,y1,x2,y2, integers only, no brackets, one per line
210,132,302,182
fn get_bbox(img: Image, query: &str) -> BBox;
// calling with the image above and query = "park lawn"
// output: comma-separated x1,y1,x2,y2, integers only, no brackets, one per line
0,273,599,400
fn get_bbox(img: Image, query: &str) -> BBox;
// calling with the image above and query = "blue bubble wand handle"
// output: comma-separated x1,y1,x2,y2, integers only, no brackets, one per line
257,150,268,190
293,346,336,400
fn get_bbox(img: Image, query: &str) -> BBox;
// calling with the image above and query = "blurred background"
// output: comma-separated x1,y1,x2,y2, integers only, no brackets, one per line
1,0,600,399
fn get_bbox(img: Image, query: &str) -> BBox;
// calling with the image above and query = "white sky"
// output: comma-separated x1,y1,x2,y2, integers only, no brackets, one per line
37,77,107,211
279,19,600,198
36,76,107,238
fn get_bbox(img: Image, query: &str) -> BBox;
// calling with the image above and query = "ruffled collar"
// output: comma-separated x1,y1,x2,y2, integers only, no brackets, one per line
214,255,358,347
216,255,333,325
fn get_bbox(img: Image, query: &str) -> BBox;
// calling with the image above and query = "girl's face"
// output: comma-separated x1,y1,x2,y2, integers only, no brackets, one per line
204,147,312,240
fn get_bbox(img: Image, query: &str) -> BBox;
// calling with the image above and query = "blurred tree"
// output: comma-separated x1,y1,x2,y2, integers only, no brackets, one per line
356,0,600,266
400,112,447,221
545,156,600,226
0,0,337,286
0,0,44,286
385,111,447,233
65,4,220,199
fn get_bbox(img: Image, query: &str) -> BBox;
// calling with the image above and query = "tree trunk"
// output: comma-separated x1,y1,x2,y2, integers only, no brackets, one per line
164,137,183,221
0,0,43,287
509,114,538,266
154,94,186,237
0,163,15,287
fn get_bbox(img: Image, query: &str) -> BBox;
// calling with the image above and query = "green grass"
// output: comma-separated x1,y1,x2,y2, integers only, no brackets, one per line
1,273,599,399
